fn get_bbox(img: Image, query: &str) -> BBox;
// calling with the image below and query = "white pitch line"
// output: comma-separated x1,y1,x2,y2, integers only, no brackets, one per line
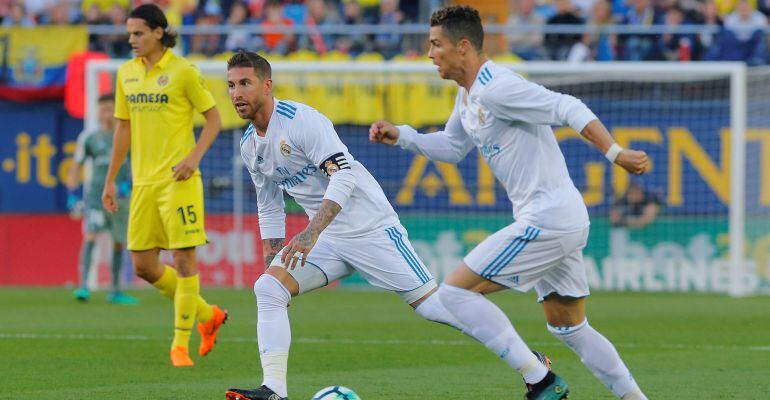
0,332,768,352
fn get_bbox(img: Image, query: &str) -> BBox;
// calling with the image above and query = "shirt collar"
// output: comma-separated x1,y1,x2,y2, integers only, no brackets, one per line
135,49,174,70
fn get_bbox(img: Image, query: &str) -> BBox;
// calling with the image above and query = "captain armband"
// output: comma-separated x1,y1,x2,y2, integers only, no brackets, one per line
319,152,350,177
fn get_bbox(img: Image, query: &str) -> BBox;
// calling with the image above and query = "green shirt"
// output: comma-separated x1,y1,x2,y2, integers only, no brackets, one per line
74,129,130,208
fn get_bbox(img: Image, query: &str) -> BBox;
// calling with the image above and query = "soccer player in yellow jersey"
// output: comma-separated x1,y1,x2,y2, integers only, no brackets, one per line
102,3,227,367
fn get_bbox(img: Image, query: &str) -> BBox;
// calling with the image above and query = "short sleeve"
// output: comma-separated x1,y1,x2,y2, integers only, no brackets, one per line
114,68,129,120
183,64,217,114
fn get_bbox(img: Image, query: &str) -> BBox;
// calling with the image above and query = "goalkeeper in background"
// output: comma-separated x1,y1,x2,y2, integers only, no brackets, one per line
67,93,138,305
103,3,226,367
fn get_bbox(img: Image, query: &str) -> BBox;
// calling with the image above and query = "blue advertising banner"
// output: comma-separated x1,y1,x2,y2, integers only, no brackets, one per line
1,99,768,215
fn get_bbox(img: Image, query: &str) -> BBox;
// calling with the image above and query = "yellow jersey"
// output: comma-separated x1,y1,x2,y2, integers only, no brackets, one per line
115,50,216,185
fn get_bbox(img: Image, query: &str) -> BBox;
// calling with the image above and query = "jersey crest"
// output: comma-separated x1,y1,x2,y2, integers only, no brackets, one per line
280,140,292,156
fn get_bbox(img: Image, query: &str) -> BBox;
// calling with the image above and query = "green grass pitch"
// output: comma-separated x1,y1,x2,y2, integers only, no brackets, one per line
1,287,768,399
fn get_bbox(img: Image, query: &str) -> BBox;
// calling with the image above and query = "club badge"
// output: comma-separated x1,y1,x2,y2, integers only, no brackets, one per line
324,160,339,175
280,140,291,156
157,74,169,87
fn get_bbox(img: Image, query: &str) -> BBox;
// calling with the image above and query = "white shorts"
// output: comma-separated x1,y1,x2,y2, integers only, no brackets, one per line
270,223,436,303
464,222,590,302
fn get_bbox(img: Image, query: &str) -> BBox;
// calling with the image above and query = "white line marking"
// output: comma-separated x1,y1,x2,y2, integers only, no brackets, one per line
1,332,768,351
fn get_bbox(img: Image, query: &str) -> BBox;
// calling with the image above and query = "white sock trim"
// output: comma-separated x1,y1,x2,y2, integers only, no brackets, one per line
547,318,588,335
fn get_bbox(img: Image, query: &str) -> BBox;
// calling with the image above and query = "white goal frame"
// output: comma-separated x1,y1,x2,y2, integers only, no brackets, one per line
86,60,749,296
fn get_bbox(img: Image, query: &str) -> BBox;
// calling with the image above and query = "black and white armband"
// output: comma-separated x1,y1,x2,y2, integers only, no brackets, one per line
320,152,351,177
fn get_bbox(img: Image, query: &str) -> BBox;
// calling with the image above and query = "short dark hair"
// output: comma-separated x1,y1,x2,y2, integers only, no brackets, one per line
429,5,484,51
227,50,272,80
98,93,114,103
129,4,177,48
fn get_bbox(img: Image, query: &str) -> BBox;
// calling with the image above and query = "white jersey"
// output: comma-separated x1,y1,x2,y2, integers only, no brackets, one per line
241,99,399,239
397,60,596,232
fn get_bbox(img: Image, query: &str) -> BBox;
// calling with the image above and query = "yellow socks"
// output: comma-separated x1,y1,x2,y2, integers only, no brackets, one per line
152,265,214,323
152,265,177,300
172,275,200,349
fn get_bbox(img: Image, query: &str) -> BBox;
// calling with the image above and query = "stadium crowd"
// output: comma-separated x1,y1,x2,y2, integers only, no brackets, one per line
1,0,769,64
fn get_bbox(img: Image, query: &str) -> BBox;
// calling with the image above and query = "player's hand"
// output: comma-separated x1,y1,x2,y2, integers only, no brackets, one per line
281,228,319,270
173,154,201,181
615,149,650,175
369,120,400,145
102,182,118,213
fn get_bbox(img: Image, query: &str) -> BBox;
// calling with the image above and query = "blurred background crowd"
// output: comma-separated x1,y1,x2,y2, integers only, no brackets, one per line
1,0,769,64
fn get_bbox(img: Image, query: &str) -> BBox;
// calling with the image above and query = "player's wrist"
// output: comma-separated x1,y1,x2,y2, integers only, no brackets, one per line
604,143,623,163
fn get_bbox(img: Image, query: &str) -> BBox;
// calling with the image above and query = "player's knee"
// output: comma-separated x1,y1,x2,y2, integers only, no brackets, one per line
253,274,291,305
134,266,155,282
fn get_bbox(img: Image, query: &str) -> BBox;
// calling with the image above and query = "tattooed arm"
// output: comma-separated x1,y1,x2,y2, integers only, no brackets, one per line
281,199,342,269
263,237,285,268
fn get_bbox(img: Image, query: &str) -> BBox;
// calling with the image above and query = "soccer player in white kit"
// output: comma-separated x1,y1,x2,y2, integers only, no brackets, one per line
224,51,493,400
370,6,650,400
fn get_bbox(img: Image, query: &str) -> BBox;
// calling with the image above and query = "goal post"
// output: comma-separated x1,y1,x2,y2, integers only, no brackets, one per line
86,59,763,296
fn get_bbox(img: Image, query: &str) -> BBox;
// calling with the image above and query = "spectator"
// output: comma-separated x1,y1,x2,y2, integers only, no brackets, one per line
544,0,584,60
715,0,758,16
724,0,768,36
618,0,665,60
573,0,616,61
696,0,723,49
299,0,341,54
102,4,132,57
225,1,254,51
660,5,702,61
345,0,380,22
45,1,75,25
189,8,223,56
705,0,768,65
261,0,295,54
82,0,129,20
610,183,661,229
24,0,56,22
506,0,548,60
2,2,35,26
374,0,403,58
335,0,373,55
0,0,13,22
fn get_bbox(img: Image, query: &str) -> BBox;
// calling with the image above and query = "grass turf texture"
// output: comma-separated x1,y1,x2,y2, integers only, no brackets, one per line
0,288,768,399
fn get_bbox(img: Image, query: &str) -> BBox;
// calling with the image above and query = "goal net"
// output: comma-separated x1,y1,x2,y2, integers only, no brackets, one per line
86,59,766,296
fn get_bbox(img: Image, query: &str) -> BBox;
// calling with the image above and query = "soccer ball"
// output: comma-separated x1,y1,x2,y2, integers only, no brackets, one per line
311,386,361,400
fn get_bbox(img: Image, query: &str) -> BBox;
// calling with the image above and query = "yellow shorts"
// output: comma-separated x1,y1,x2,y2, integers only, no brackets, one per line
127,176,208,251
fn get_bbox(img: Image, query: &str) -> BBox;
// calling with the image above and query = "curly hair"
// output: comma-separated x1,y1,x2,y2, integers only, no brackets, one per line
429,5,484,51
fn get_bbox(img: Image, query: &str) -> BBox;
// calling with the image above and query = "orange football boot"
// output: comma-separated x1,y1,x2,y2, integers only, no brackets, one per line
170,346,194,367
197,305,228,356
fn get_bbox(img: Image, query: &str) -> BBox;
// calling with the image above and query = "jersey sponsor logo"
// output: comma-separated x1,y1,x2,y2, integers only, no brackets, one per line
276,163,317,190
320,152,350,176
157,74,169,86
480,144,501,160
125,93,169,104
279,140,292,156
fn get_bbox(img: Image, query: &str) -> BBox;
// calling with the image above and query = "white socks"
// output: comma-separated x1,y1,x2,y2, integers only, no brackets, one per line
414,289,467,332
436,284,548,384
548,319,646,399
254,274,291,398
